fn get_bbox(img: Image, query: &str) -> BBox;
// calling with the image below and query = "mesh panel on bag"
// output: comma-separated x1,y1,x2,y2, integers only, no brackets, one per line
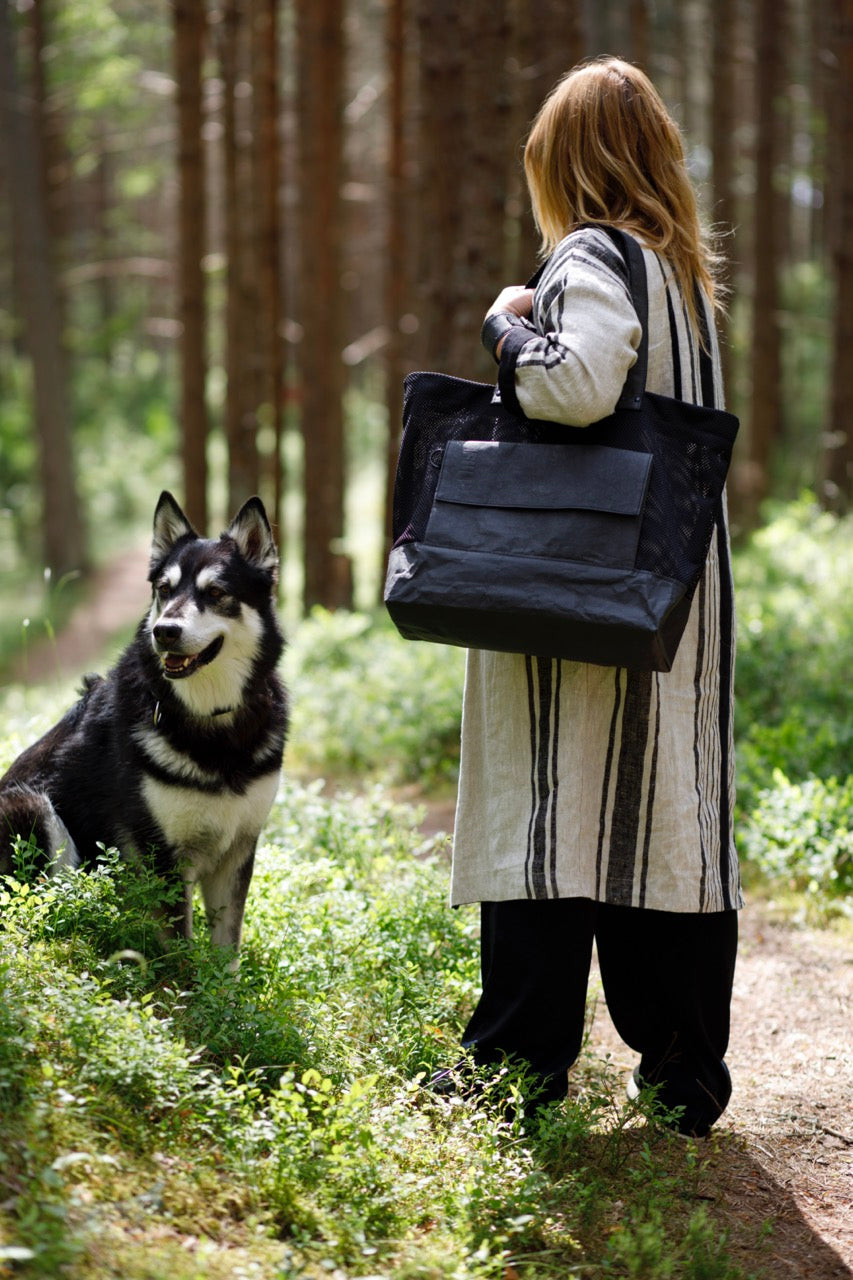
629,402,734,588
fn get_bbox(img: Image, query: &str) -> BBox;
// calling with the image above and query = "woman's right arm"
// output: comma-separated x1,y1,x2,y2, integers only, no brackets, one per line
495,227,642,427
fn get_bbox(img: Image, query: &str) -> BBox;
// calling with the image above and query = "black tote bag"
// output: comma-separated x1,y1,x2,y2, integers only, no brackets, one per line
384,228,739,672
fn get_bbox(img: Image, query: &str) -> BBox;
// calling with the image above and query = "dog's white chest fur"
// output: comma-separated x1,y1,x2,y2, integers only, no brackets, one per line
142,769,280,878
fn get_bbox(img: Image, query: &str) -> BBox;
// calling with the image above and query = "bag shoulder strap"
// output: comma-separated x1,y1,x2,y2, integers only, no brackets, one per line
524,225,649,412
595,226,650,410
598,225,718,411
534,224,717,412
694,293,717,409
611,226,718,411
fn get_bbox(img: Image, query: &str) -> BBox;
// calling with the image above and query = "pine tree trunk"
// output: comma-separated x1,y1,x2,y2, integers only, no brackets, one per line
670,2,689,134
0,0,86,578
630,0,650,69
510,0,586,278
174,0,209,532
809,0,831,259
296,0,351,610
414,0,465,371
30,0,69,332
251,0,284,539
220,0,260,515
773,0,793,269
381,0,408,584
821,0,853,510
450,0,511,379
746,0,783,526
711,0,737,393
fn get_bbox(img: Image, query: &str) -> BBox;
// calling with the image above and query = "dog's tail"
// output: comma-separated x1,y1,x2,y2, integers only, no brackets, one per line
0,784,80,879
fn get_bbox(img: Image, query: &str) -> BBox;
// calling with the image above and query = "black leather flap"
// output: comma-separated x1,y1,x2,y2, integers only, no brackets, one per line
435,440,652,515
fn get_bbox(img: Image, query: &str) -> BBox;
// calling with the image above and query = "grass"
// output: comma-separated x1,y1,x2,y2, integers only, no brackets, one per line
2,492,850,1276
0,777,760,1280
284,608,465,788
0,568,87,681
732,496,853,816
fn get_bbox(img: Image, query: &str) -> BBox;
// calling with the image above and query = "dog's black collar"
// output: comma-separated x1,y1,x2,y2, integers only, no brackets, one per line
153,700,234,727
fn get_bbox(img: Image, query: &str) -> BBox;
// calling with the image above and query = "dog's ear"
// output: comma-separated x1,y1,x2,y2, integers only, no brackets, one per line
150,491,196,570
226,497,278,575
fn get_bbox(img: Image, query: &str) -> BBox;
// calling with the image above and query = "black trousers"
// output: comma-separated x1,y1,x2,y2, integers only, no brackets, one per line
461,897,738,1136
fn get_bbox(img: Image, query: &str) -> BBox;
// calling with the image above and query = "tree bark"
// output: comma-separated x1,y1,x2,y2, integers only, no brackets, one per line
219,0,260,515
174,0,209,533
711,0,737,393
30,0,69,331
381,0,407,584
251,0,284,540
296,0,351,609
746,0,783,526
809,0,831,259
821,0,853,510
773,0,793,269
0,0,86,578
451,0,512,380
629,0,650,70
414,0,465,372
510,0,586,278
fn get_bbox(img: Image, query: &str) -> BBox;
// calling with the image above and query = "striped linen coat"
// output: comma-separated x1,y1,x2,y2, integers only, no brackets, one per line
450,227,742,915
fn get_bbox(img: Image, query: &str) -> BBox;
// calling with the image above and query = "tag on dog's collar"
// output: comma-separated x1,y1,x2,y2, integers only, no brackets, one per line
152,698,231,726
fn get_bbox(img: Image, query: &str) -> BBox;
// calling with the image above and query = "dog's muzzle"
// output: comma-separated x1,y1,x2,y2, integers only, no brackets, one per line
153,629,224,679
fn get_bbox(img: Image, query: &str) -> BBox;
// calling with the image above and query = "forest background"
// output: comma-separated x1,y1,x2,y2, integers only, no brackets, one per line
1,0,852,628
1,3,853,1277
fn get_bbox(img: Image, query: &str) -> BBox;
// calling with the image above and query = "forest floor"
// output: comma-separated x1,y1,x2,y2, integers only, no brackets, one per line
10,548,853,1279
419,796,853,1279
590,898,853,1278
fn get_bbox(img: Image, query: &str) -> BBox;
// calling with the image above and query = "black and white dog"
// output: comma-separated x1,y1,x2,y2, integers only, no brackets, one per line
0,491,288,962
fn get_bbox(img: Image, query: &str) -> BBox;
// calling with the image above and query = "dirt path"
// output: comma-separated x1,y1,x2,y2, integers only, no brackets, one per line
417,829,853,1275
9,544,150,686
9,553,853,1277
581,903,853,1277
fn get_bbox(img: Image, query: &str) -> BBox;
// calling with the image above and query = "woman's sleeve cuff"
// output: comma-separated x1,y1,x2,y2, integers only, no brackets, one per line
497,325,538,417
481,310,525,359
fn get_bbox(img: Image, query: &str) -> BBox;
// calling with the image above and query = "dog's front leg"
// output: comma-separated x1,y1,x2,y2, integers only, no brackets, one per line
198,842,256,969
155,863,194,942
176,875,195,939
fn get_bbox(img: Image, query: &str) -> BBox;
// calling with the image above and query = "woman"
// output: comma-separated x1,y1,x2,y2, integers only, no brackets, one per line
445,57,741,1138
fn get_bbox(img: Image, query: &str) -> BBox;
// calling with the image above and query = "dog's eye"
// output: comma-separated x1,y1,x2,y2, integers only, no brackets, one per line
156,580,172,598
206,585,227,602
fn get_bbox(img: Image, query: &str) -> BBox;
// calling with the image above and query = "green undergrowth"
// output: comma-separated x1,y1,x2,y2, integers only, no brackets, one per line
0,494,849,1274
1,494,850,918
733,497,853,919
0,569,87,682
286,496,853,918
732,496,852,812
284,608,466,788
1,780,762,1279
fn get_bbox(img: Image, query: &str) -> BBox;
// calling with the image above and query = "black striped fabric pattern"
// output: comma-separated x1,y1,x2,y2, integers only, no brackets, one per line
451,229,742,915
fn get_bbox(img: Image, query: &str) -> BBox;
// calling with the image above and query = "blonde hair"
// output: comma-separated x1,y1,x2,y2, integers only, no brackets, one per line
524,57,721,321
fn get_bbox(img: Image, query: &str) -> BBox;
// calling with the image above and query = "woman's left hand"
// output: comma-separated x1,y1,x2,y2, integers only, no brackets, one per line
486,286,534,320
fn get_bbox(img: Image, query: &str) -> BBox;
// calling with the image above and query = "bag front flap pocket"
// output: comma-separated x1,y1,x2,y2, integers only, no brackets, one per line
427,440,652,568
434,440,651,514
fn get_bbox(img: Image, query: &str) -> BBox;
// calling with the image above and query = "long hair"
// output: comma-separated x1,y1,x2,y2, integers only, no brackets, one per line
523,57,721,321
